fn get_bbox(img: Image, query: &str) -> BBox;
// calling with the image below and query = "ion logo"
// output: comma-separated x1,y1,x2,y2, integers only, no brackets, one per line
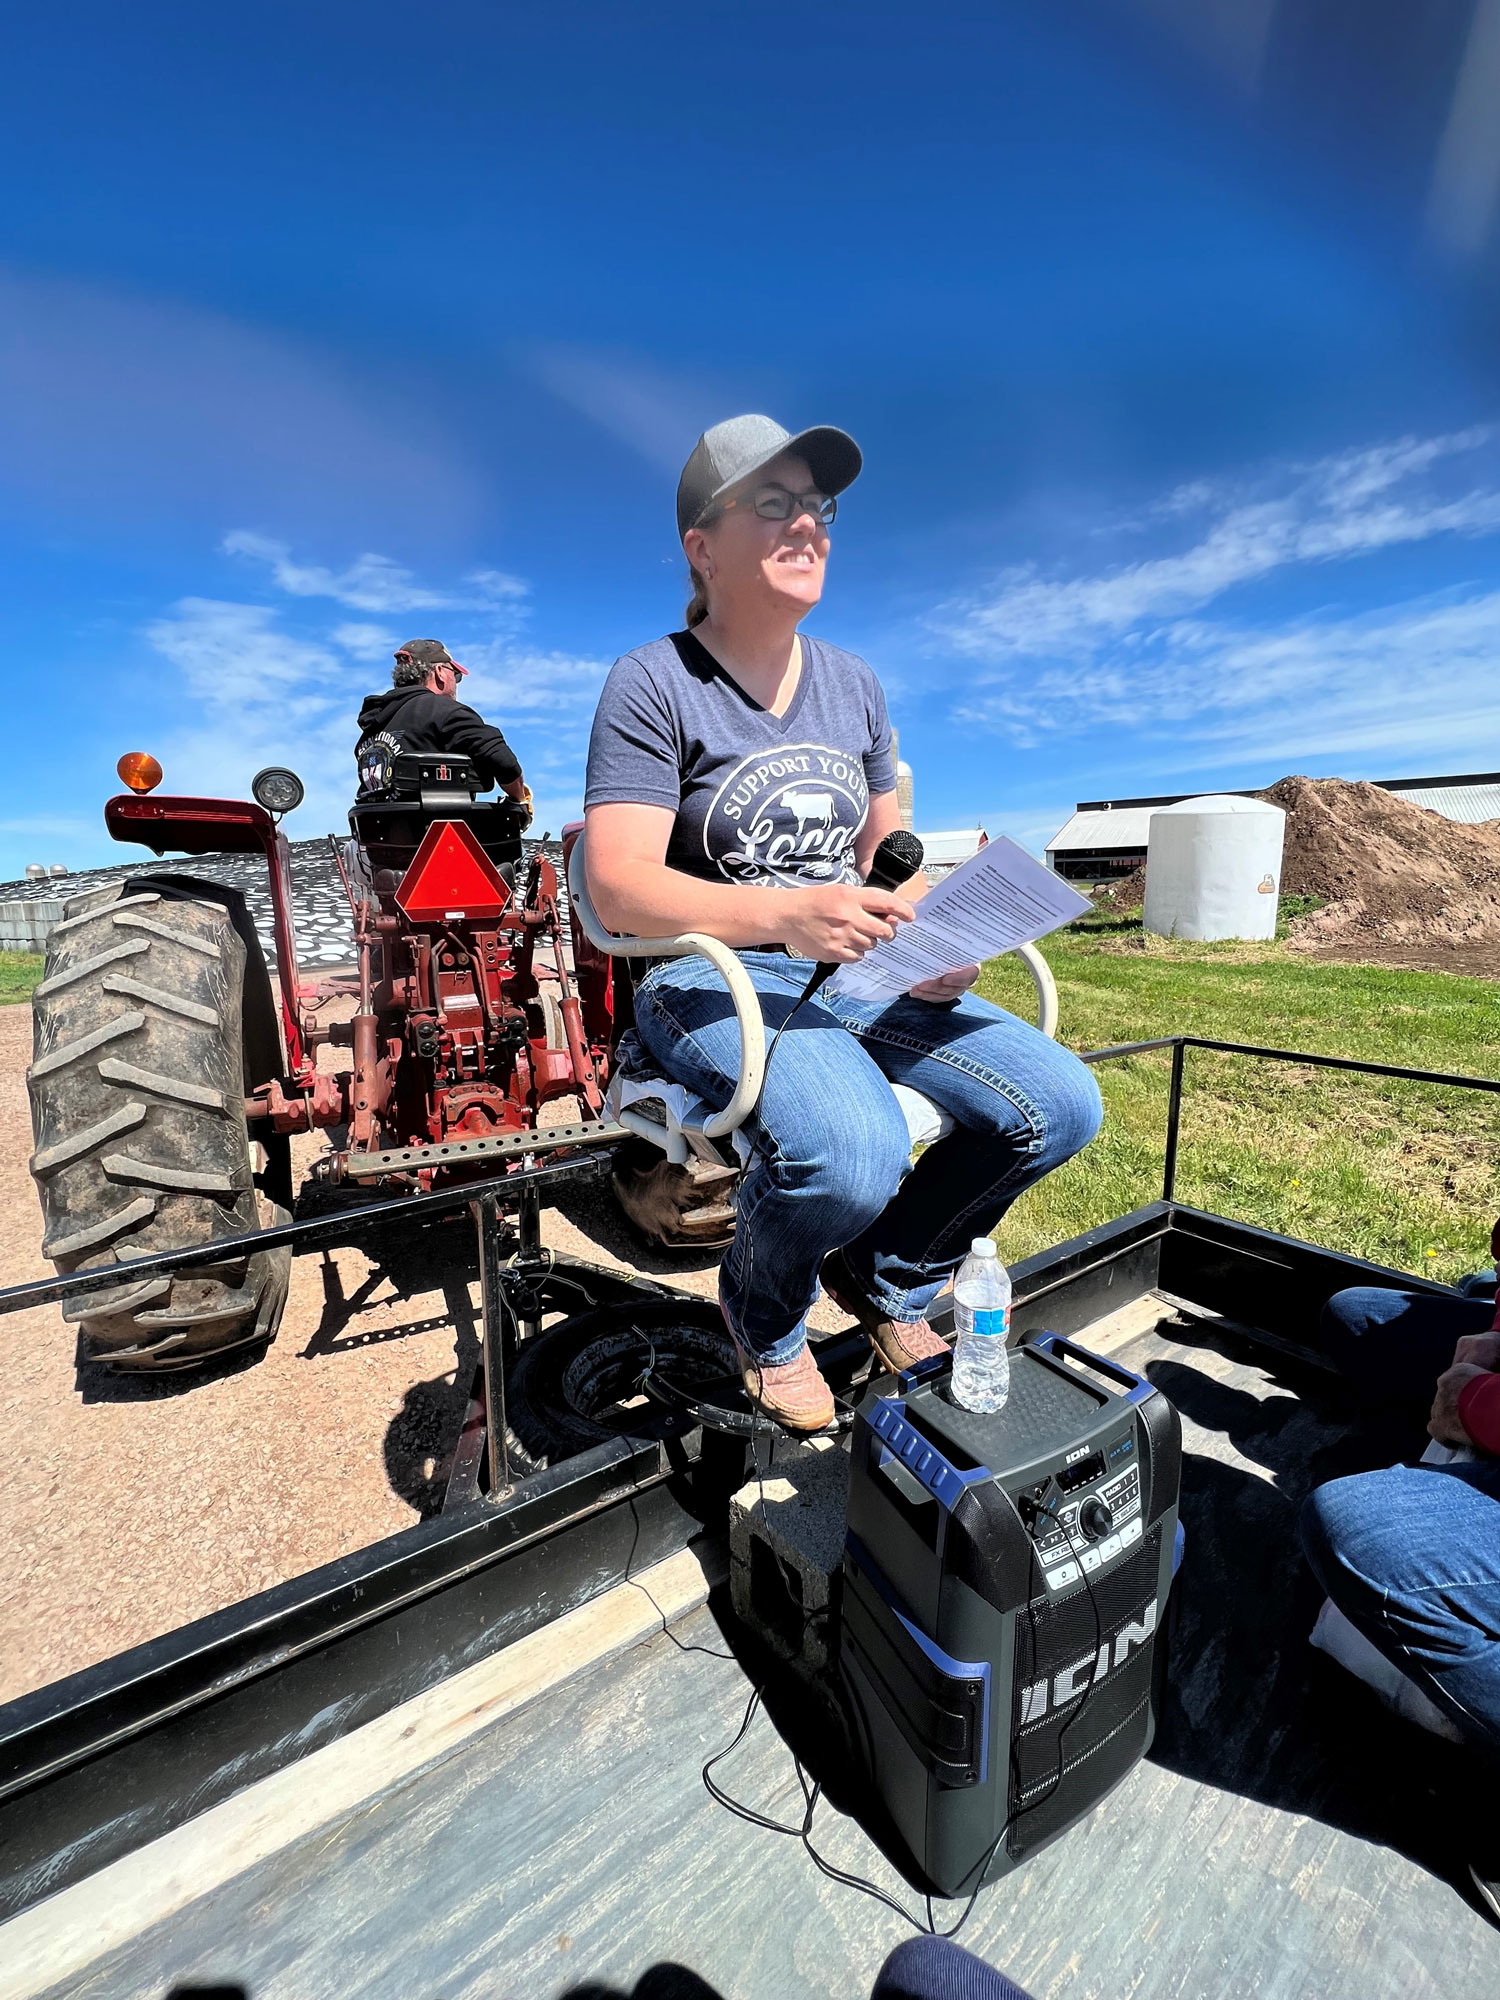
1018,1600,1158,1723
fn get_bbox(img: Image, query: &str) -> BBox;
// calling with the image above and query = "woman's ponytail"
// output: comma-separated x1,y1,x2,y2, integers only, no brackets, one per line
685,564,711,628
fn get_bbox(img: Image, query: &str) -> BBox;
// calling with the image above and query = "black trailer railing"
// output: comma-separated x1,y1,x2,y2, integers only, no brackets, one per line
1073,1033,1500,1205
6,1034,1497,1325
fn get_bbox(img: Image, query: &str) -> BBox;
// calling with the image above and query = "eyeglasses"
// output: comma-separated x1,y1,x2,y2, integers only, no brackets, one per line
718,485,837,527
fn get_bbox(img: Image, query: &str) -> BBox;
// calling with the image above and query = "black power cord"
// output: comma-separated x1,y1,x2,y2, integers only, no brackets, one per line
622,1493,738,1663
695,1475,1113,1936
703,1682,1010,1937
682,1336,1008,1940
1016,1486,1106,1824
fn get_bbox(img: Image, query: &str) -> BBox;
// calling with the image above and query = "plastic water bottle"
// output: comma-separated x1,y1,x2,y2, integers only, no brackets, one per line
950,1238,1011,1413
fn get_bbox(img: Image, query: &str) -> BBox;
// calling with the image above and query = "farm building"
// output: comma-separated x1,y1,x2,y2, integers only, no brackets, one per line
1045,770,1500,883
918,828,988,879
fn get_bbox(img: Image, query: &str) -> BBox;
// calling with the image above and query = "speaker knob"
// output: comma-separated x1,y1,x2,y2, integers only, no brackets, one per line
1079,1496,1113,1542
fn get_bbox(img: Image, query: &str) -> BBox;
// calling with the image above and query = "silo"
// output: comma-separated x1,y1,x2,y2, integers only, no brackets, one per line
1143,795,1285,941
891,727,915,830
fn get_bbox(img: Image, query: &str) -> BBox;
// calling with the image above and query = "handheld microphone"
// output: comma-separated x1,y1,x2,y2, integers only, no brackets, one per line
863,828,926,895
804,829,925,1000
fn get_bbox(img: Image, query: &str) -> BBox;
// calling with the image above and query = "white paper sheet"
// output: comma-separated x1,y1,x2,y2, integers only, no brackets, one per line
826,836,1091,1003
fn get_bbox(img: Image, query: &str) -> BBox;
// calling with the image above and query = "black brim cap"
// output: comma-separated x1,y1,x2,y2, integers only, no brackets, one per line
676,415,863,538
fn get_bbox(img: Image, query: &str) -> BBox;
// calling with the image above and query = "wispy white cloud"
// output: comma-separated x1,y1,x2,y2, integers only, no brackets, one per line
955,587,1500,771
223,531,528,616
938,426,1500,664
936,426,1500,778
145,600,341,707
523,343,718,472
142,598,357,834
144,544,609,838
0,268,478,541
331,621,403,662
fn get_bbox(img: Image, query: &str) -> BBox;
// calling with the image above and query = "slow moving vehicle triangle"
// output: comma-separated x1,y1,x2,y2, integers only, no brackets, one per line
395,819,512,922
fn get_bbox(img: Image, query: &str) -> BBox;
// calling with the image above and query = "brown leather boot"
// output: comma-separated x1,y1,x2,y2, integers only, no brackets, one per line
819,1249,951,1375
728,1330,836,1432
611,1139,737,1249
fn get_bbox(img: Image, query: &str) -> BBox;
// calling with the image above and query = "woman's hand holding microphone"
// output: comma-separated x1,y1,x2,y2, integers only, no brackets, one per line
779,884,916,964
778,842,981,1003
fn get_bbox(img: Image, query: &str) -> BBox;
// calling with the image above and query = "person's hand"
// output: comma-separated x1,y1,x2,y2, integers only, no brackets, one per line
909,964,981,1004
779,885,916,963
1454,1331,1500,1371
1428,1361,1491,1445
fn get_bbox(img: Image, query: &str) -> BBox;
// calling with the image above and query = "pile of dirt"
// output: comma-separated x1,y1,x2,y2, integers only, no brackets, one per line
1258,776,1500,960
1092,867,1146,911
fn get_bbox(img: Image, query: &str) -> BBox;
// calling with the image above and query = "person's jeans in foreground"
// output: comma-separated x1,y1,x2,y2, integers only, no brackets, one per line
1320,1285,1495,1407
1301,1456,1500,1755
872,1937,1036,2000
1303,1284,1500,1754
630,952,1102,1362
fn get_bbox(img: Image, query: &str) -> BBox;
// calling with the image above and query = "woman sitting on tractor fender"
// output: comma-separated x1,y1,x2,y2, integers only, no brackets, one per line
583,415,1102,1431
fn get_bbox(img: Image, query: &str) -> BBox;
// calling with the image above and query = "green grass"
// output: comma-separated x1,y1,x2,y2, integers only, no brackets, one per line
0,952,43,1004
3,914,1490,1283
979,920,1500,1287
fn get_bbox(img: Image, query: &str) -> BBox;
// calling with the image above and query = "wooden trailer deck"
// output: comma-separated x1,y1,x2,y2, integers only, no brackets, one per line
9,1293,1496,2000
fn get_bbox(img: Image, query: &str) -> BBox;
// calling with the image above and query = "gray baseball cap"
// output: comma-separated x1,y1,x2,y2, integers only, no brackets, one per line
676,414,862,537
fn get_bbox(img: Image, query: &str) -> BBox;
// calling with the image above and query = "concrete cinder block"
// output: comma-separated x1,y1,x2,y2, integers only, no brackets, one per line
729,1434,850,1674
0,899,65,952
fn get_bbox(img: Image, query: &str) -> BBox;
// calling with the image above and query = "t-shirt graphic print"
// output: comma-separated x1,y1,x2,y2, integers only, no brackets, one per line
705,742,872,886
585,630,897,892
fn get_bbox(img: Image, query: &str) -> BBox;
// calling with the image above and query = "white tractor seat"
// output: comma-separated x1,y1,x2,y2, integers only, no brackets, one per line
568,834,1059,1171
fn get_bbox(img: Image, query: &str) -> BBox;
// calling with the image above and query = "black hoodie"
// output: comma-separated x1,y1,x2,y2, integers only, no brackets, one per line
354,688,522,797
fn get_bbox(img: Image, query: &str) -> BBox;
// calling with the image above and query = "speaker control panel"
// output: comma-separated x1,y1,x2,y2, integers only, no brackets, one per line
1026,1432,1145,1592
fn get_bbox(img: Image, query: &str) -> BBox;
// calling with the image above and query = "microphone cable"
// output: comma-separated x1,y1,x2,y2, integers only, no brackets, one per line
758,829,925,1084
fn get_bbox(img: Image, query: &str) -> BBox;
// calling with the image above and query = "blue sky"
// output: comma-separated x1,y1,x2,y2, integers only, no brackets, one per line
3,0,1499,877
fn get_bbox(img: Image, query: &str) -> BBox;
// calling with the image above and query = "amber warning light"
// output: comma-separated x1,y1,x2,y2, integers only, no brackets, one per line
117,752,164,794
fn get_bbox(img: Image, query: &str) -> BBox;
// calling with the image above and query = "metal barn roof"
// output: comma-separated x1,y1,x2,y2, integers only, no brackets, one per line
1380,776,1500,823
1045,806,1160,855
918,828,989,866
1047,769,1500,861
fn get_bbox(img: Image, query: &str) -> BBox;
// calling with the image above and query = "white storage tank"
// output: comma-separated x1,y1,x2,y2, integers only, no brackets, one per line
1143,795,1285,941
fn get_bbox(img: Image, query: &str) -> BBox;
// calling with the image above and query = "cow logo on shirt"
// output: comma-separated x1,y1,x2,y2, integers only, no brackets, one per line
704,743,869,887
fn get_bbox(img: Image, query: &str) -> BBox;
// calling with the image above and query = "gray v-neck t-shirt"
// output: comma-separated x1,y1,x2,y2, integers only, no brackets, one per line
585,630,896,889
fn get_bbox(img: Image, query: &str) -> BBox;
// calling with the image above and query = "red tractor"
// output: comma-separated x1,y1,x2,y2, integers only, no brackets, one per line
26,751,620,1372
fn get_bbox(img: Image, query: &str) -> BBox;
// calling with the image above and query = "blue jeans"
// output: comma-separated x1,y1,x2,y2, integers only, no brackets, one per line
1305,1283,1500,1753
1321,1285,1495,1405
630,953,1102,1362
1301,1459,1500,1756
872,1937,1035,2000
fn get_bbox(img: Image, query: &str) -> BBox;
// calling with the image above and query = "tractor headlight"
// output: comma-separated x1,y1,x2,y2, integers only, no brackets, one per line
251,766,305,816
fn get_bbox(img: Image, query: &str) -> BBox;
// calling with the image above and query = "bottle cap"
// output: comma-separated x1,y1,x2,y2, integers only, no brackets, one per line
970,1237,996,1258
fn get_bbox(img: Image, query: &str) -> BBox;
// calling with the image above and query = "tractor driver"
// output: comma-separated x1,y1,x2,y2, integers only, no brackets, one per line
354,639,532,820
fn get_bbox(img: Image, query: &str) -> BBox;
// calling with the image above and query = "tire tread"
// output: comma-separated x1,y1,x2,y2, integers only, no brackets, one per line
29,884,290,1370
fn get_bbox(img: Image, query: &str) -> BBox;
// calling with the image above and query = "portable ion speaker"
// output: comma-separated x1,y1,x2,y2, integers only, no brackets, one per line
839,1333,1182,1896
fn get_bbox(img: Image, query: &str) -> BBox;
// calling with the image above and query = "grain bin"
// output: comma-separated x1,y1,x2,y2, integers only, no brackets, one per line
1143,794,1285,941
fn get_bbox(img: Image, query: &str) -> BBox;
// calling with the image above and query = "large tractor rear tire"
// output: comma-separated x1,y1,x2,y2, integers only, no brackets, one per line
28,883,291,1372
